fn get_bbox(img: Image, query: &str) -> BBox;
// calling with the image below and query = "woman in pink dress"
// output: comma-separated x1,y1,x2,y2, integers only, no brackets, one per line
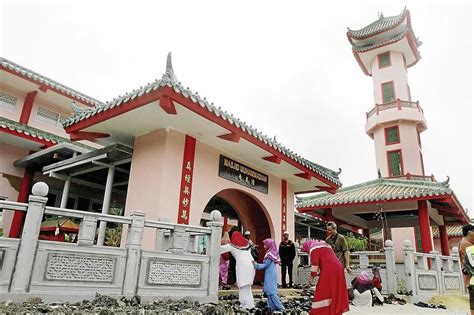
302,240,350,315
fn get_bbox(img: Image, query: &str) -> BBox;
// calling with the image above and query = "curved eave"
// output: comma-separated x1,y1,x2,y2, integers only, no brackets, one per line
352,31,421,76
347,10,409,41
0,60,100,108
64,86,341,190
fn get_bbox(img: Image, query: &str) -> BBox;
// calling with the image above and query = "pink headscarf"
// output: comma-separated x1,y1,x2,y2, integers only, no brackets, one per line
357,272,372,286
301,240,330,253
263,238,280,263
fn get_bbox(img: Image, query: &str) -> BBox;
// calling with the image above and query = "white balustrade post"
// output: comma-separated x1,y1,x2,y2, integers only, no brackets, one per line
154,216,170,251
169,225,190,253
97,165,115,246
384,240,397,294
122,211,145,297
431,250,443,294
206,210,223,301
403,239,416,295
359,253,369,269
77,215,98,246
452,247,465,294
10,182,48,293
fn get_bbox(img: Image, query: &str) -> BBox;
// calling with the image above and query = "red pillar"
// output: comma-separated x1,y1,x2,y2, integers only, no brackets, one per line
418,200,433,253
19,91,38,124
363,228,371,250
439,225,450,256
9,168,35,238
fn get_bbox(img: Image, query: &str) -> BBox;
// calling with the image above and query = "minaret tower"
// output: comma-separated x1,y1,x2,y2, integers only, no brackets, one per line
347,9,426,178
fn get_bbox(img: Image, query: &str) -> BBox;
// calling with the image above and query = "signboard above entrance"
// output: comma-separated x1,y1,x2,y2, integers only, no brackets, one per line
218,155,269,194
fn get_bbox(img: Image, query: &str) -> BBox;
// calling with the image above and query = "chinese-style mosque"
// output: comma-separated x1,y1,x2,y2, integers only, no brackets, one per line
297,8,469,260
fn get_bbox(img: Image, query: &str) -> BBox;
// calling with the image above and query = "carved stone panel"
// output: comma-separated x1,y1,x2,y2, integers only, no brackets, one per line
444,275,461,290
147,260,201,286
45,254,115,282
418,274,437,290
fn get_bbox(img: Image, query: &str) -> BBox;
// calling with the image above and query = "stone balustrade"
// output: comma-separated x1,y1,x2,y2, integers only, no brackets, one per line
0,182,222,303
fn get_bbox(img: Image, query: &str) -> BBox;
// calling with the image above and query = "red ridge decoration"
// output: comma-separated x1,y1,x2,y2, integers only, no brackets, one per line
159,94,177,115
217,132,240,143
262,155,281,164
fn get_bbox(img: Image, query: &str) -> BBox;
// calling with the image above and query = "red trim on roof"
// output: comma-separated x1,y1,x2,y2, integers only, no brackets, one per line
262,155,281,164
65,86,340,189
295,172,311,180
0,65,94,108
0,127,56,147
315,186,337,194
19,91,38,124
38,85,48,92
159,94,177,115
217,132,240,143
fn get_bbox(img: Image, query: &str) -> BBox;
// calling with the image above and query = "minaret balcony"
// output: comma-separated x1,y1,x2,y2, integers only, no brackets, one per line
365,99,427,136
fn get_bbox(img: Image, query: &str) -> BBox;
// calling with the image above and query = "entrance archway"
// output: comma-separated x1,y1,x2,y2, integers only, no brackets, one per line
203,189,273,284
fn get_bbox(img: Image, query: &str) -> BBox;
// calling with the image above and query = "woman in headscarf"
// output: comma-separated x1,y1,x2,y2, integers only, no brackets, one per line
351,272,374,307
371,267,382,292
302,240,350,315
253,238,285,313
221,231,256,310
219,232,231,290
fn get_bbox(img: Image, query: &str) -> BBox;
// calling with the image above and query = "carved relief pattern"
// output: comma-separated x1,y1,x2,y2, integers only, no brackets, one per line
46,254,115,282
148,261,201,285
444,275,461,290
418,274,437,290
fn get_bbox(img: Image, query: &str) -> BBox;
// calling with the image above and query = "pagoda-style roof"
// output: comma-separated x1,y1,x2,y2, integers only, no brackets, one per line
431,225,463,239
0,116,90,149
296,175,469,225
0,57,102,107
62,54,342,191
347,9,422,76
347,9,409,39
40,218,79,233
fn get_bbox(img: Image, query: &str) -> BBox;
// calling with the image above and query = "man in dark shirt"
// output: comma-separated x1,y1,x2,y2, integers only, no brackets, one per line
326,221,353,298
279,231,296,288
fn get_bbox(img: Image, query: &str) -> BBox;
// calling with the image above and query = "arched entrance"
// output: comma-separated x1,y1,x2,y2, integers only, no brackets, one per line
203,189,273,284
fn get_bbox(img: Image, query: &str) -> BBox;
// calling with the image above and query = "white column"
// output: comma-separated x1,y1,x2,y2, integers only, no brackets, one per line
97,165,115,246
59,176,71,208
307,225,311,240
206,210,223,301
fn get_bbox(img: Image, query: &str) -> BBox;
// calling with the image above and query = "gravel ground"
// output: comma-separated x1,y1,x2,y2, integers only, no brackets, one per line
0,291,469,314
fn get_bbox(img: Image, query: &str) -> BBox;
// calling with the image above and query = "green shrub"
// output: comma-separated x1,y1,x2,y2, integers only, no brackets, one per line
345,233,368,251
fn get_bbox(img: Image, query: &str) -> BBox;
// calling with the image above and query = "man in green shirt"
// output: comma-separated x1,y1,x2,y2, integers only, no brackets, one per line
326,221,353,298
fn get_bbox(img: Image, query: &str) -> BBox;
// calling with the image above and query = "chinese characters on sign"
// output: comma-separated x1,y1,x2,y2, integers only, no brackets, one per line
218,155,269,194
177,136,196,224
281,179,287,237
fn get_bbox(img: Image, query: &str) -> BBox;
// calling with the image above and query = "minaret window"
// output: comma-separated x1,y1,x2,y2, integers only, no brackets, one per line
378,52,391,69
387,150,403,176
385,126,400,145
381,81,395,103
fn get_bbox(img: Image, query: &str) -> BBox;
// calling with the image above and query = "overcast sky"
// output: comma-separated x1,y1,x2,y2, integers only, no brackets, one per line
1,1,472,212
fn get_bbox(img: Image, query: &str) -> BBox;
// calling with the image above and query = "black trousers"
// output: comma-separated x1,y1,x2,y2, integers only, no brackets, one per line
281,262,293,286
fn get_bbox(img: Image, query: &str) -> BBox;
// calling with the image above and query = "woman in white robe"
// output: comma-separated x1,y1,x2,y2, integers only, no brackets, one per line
221,231,255,310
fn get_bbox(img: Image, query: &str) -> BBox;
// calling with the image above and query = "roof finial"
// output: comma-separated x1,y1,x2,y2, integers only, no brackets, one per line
377,169,382,178
440,176,450,187
335,168,342,176
378,11,384,19
71,100,87,114
165,52,177,82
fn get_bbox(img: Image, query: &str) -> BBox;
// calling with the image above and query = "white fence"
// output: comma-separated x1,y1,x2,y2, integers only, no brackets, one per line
295,239,464,298
0,182,222,303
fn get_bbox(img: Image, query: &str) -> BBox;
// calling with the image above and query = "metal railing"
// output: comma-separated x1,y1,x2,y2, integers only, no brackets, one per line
366,99,423,119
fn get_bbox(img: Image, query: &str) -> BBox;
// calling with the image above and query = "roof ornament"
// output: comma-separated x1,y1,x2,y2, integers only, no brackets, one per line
440,176,450,188
378,11,384,19
71,101,87,114
377,169,382,178
164,52,177,82
335,168,342,176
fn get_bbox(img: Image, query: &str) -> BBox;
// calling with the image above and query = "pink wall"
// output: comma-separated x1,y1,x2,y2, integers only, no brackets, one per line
371,51,410,104
372,121,424,177
125,128,295,249
0,84,24,122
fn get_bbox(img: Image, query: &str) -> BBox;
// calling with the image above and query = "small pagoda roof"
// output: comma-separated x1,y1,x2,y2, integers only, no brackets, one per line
296,175,469,224
40,218,79,232
62,54,342,190
347,9,422,76
0,57,102,107
347,9,409,39
431,225,463,238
